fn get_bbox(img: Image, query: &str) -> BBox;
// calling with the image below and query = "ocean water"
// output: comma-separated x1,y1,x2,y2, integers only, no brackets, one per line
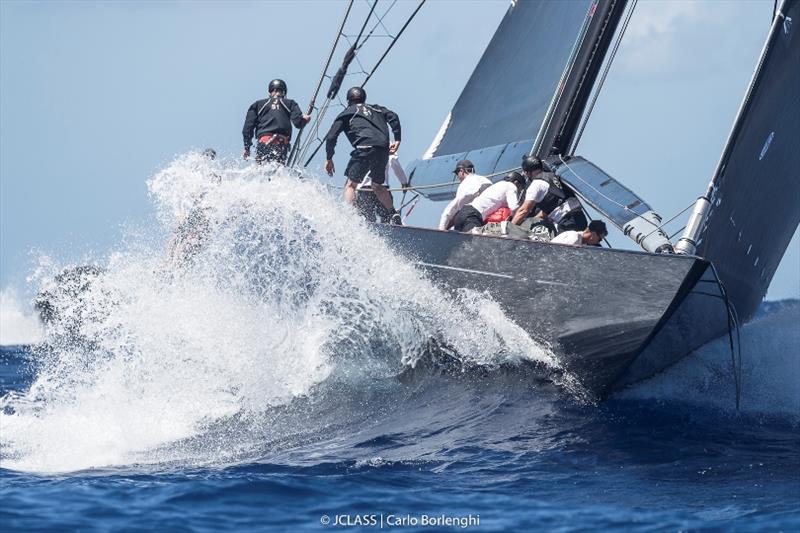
1,155,798,532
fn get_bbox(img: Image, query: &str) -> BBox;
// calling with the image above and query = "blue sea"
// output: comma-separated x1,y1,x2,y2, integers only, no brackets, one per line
1,158,798,531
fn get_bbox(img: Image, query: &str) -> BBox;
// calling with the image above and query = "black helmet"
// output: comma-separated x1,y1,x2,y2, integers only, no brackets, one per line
504,170,527,188
268,79,287,94
346,86,366,104
452,159,474,174
521,155,542,173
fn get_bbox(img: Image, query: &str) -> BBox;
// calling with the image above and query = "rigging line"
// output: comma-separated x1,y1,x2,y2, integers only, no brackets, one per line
668,225,687,240
305,1,424,167
404,194,421,219
298,96,333,158
362,0,427,87
638,202,696,241
288,0,355,167
572,0,637,153
301,1,380,168
303,0,377,147
710,263,743,410
400,192,420,211
557,153,696,238
557,155,649,218
354,0,380,47
356,0,398,51
326,164,525,192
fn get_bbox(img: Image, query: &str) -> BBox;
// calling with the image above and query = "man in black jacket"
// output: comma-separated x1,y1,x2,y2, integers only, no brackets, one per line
324,86,401,216
242,79,310,165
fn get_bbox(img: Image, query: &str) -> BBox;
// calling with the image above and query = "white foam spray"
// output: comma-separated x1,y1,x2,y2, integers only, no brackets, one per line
0,153,557,473
621,300,800,420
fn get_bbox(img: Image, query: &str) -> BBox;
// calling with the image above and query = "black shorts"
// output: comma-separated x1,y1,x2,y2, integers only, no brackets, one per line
345,147,389,185
452,205,484,232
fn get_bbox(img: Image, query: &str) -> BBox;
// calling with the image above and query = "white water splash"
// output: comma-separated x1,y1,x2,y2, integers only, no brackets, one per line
621,300,800,420
0,153,555,473
0,287,43,346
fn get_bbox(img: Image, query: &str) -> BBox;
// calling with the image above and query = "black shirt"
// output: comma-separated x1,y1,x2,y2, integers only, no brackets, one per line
242,97,305,149
324,103,401,159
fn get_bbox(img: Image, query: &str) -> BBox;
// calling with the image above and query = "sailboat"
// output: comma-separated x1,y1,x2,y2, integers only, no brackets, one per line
370,0,800,397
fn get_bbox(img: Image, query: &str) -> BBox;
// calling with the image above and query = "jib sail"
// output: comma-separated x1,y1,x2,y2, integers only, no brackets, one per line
693,0,800,321
408,0,592,198
407,0,626,200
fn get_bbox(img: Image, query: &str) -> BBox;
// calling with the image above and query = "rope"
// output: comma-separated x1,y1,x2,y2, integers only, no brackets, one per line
287,0,355,167
558,155,648,217
295,0,378,166
362,0,426,87
557,154,696,240
571,0,637,153
639,202,695,241
709,264,743,410
326,164,524,192
300,0,426,167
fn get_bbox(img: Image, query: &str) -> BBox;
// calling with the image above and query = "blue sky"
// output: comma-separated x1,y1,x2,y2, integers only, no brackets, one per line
1,0,797,300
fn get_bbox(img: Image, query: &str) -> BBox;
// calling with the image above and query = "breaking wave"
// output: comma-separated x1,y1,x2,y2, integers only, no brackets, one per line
1,153,796,475
0,154,560,473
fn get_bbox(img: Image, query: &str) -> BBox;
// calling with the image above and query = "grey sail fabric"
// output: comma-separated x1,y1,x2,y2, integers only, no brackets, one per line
430,0,593,158
405,0,595,199
697,0,800,322
550,156,673,254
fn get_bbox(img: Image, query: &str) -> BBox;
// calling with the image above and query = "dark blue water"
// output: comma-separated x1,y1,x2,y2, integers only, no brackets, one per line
2,302,798,531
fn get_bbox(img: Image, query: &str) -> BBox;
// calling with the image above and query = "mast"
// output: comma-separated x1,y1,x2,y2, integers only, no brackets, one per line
533,0,628,158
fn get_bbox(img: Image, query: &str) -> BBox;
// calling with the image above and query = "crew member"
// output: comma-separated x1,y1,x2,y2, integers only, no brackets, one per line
324,87,401,216
551,220,608,246
242,79,311,165
452,171,526,232
512,155,587,233
357,154,408,224
167,148,221,264
438,160,492,230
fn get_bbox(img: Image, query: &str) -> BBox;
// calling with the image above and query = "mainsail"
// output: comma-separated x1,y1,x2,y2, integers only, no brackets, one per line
407,0,626,199
694,0,800,321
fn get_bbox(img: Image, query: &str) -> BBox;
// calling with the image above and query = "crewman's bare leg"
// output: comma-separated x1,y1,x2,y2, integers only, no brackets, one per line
344,179,358,206
372,183,395,213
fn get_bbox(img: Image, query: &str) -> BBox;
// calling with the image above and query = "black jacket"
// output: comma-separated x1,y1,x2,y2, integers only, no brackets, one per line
242,97,305,148
324,103,401,159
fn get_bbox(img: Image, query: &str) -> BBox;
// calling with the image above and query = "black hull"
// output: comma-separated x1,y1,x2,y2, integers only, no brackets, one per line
375,225,731,397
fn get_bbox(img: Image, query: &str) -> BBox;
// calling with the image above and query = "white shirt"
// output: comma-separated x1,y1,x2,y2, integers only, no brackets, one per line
438,173,492,230
523,178,581,223
357,154,410,190
551,230,583,245
469,181,520,218
523,179,549,203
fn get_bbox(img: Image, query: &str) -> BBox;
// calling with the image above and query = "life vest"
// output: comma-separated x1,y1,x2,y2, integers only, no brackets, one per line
484,206,511,223
348,104,390,141
257,96,292,118
533,172,575,216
